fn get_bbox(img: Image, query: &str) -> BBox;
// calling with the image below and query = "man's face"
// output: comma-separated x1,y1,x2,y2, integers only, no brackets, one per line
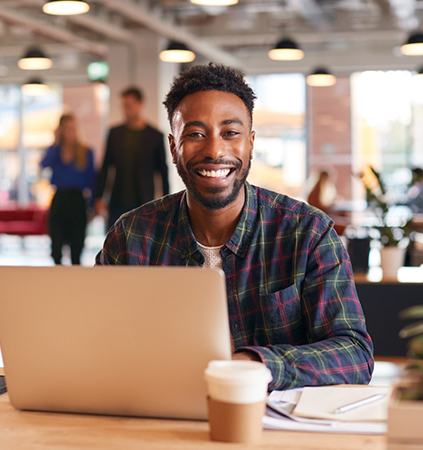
169,90,255,211
121,95,143,122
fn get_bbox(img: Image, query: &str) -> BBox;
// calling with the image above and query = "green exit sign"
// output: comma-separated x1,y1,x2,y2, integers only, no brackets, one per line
87,62,109,81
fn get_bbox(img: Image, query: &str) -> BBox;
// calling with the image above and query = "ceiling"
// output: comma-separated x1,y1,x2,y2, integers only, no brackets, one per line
1,0,423,83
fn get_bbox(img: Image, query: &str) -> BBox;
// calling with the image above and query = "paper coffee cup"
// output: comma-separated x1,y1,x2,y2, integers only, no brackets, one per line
204,360,272,443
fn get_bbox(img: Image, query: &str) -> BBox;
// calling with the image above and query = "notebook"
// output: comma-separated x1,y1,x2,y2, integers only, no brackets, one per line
292,385,392,422
0,266,231,420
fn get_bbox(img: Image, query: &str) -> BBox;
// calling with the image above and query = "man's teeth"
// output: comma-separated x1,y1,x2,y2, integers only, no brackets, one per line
199,169,231,178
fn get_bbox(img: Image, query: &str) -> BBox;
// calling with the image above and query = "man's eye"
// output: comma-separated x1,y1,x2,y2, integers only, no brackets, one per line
224,131,239,136
187,132,204,138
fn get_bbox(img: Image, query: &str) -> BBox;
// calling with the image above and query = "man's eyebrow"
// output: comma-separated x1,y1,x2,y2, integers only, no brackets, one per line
221,119,244,126
183,121,207,130
182,119,245,131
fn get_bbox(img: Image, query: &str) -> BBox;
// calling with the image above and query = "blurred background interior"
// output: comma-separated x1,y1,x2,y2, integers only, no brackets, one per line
1,0,423,275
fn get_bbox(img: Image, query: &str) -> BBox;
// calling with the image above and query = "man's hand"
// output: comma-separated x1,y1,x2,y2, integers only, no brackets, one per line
95,199,108,218
232,351,262,362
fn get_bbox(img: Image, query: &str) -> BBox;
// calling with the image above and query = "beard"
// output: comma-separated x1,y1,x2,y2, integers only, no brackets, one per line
175,156,251,211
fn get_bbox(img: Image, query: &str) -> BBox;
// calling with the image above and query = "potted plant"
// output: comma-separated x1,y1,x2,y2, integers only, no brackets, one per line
387,305,423,449
359,166,412,279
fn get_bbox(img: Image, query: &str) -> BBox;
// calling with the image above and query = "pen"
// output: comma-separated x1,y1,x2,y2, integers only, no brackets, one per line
334,393,386,414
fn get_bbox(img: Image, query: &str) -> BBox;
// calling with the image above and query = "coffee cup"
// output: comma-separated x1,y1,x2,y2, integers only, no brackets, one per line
204,360,272,443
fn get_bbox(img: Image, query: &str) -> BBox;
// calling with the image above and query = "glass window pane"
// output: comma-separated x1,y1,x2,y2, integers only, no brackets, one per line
247,74,306,197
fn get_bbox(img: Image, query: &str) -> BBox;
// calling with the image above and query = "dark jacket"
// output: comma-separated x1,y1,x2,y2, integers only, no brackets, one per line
96,124,169,209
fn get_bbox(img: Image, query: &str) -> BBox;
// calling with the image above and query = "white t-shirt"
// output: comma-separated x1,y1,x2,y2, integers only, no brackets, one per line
197,242,223,270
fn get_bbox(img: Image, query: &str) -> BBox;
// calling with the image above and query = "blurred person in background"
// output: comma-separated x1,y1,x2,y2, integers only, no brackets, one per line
41,114,96,265
95,87,169,230
305,168,350,236
306,169,337,215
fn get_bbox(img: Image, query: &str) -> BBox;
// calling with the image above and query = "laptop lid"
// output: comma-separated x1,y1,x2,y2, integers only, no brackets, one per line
0,266,231,420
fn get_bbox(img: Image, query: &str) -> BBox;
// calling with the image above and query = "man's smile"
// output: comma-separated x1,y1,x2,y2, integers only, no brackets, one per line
193,164,237,181
197,168,231,178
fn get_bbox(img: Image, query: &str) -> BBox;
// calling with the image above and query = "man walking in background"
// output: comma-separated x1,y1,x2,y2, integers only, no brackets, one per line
96,87,169,229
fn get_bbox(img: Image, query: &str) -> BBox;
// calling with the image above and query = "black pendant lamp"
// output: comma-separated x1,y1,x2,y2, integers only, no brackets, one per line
268,38,304,61
190,0,238,5
159,41,196,63
43,0,90,15
401,32,423,56
306,67,337,87
21,79,49,96
18,47,52,70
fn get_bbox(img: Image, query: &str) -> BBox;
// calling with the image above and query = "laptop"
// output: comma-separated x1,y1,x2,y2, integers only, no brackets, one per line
0,266,231,420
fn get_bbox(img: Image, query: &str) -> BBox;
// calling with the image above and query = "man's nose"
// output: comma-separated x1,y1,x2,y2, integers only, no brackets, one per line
202,134,226,159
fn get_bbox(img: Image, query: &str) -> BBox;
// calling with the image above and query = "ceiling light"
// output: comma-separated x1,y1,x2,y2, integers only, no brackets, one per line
43,0,90,15
21,79,50,96
190,0,238,5
306,68,337,87
401,32,423,56
18,47,52,70
268,38,304,61
159,41,196,63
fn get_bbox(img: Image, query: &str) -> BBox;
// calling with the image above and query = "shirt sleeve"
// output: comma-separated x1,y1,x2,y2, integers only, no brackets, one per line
40,145,58,169
95,222,125,265
236,224,374,391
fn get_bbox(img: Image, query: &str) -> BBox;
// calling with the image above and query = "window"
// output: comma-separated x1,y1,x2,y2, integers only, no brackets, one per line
0,84,62,206
247,74,306,198
351,70,423,198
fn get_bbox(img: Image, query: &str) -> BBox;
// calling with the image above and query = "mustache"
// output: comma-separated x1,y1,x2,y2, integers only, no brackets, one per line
188,157,241,171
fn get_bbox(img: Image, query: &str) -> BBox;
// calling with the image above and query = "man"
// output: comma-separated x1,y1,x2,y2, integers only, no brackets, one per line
96,64,374,391
96,87,169,229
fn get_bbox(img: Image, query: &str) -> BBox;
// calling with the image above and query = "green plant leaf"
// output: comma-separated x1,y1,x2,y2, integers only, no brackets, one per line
400,305,423,320
408,335,423,359
405,360,423,372
399,321,423,338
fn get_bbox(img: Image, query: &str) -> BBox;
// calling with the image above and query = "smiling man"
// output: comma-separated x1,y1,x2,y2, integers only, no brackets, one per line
96,63,374,391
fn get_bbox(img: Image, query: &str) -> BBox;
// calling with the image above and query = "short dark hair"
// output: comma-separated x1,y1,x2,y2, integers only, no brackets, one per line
59,113,75,126
163,63,257,129
121,86,144,102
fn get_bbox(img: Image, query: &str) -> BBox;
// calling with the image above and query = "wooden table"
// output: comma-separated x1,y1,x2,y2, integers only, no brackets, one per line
0,394,386,449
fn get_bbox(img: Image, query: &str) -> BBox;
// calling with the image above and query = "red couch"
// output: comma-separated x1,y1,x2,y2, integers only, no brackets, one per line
0,204,49,236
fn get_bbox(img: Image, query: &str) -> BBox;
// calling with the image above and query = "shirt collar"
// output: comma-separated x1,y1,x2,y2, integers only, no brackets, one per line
177,191,200,260
225,182,258,258
177,182,258,260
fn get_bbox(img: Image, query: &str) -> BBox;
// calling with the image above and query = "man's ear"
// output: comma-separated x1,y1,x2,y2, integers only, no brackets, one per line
168,134,177,164
249,130,256,160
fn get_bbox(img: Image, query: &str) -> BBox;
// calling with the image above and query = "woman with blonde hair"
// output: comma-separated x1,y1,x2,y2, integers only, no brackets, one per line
41,114,96,264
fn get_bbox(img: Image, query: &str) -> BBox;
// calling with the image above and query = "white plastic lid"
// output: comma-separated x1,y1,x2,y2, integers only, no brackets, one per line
205,360,272,386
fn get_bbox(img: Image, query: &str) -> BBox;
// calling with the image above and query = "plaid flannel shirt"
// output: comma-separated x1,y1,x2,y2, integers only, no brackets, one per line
96,182,374,390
